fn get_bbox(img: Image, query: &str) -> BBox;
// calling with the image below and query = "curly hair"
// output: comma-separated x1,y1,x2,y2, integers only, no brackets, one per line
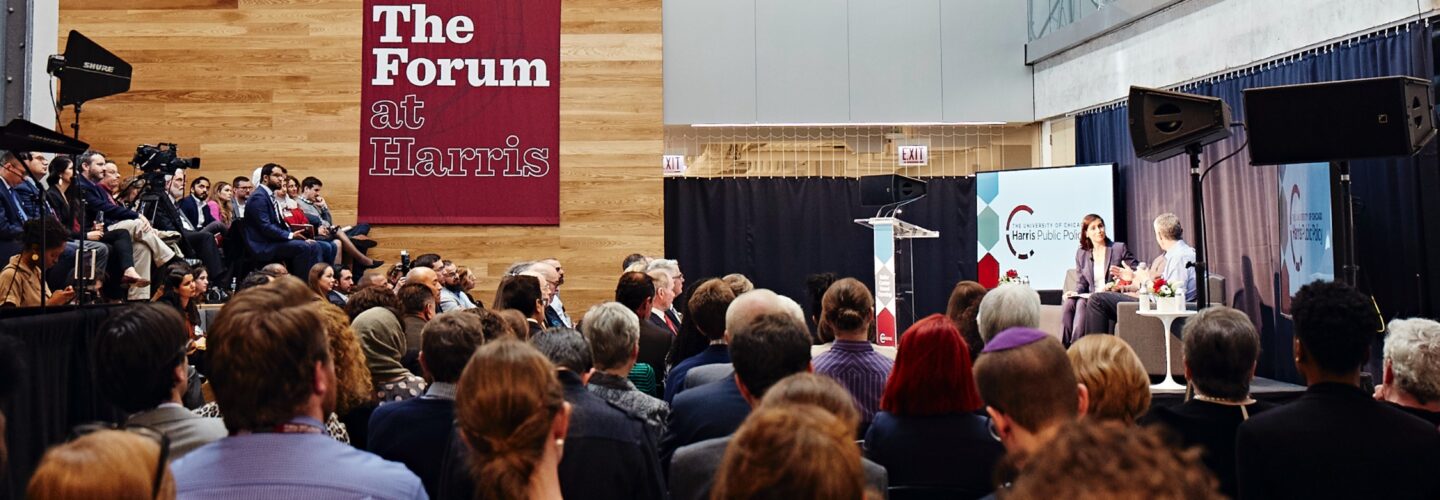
317,303,375,415
1067,335,1151,424
1292,281,1379,375
345,286,400,321
1008,420,1221,499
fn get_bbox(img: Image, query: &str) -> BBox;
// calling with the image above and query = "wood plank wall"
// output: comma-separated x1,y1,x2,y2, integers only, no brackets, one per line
59,0,664,311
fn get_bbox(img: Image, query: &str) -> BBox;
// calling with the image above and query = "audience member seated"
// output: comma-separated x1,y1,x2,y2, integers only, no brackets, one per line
329,266,353,307
451,340,569,500
1139,306,1274,498
944,280,988,361
94,303,226,458
315,300,379,448
351,286,427,404
1062,214,1138,345
616,271,672,396
976,283,1039,343
1375,317,1440,426
261,262,289,276
457,306,515,342
1066,334,1150,424
7,152,115,295
370,311,485,497
581,302,671,442
496,308,534,341
0,152,37,266
228,176,252,219
661,302,810,468
973,327,1088,492
1007,420,1221,499
665,279,736,402
298,176,371,238
242,163,324,274
27,429,176,500
307,262,336,301
437,261,477,312
345,282,399,320
1236,281,1440,499
1085,213,1197,334
175,174,223,235
0,218,75,307
205,181,234,229
646,259,686,322
531,328,666,499
151,263,200,335
280,175,380,270
169,280,424,498
865,314,1003,499
672,373,888,500
721,273,753,297
646,269,681,336
812,278,891,430
711,405,868,500
152,170,224,278
396,282,436,374
498,274,546,337
45,155,146,299
8,151,49,221
804,272,839,347
540,258,572,327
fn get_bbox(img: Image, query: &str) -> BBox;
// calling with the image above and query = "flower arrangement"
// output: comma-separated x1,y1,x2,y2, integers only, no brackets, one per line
1152,278,1178,298
999,269,1021,284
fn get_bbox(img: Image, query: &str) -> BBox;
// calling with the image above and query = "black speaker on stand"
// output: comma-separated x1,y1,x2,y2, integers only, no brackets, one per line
1127,86,1234,307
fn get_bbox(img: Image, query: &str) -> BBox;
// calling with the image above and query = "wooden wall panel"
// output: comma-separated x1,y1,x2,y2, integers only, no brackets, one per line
59,0,664,311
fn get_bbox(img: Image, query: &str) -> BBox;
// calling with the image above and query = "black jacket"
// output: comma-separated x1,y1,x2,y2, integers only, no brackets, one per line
1140,398,1276,498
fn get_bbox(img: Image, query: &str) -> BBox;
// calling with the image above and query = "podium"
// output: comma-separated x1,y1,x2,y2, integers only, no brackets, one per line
854,217,938,346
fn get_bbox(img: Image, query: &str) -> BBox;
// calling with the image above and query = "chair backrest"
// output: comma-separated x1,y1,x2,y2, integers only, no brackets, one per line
1063,268,1078,294
1208,275,1227,307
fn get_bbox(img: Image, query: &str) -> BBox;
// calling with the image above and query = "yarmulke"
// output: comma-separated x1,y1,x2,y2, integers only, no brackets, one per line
982,327,1049,353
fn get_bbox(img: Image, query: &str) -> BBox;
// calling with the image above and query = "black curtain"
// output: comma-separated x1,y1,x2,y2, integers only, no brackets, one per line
664,177,976,333
1077,22,1439,382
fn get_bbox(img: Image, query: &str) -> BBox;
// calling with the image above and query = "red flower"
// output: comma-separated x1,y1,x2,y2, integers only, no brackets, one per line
1005,269,1019,278
1152,278,1167,293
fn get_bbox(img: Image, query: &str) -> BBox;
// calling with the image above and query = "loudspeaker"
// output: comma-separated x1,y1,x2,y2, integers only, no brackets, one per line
1128,86,1233,162
860,174,926,206
1243,76,1436,165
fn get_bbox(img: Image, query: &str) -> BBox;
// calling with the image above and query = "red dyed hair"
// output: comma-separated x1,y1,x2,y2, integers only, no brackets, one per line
880,314,984,416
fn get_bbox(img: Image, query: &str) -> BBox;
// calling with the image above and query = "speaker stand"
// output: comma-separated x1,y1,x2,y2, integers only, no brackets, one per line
1334,160,1358,286
1186,144,1210,307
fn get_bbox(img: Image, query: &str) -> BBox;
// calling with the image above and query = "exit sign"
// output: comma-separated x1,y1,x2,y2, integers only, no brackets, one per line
663,155,687,176
898,145,928,166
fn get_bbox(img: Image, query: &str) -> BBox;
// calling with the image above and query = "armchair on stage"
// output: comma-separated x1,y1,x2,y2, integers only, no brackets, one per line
854,217,937,347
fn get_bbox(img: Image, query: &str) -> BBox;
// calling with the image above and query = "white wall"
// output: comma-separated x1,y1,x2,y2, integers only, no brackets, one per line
27,0,58,130
1032,0,1440,119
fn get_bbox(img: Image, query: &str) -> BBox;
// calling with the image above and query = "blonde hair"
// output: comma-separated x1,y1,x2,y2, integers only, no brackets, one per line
1067,335,1151,423
28,430,175,500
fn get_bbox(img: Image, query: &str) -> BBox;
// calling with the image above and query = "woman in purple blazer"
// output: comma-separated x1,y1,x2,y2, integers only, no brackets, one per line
1062,214,1137,345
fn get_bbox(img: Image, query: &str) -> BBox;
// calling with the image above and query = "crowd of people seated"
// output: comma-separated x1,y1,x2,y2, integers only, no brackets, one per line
1,213,1439,499
0,151,382,309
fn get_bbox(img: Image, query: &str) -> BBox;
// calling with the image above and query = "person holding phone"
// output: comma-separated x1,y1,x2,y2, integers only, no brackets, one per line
1062,214,1137,345
0,218,76,307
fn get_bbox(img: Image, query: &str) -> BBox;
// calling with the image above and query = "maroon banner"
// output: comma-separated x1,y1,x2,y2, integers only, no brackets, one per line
359,0,560,224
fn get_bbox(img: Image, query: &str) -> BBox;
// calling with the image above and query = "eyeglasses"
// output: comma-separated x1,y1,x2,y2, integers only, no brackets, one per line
70,422,171,499
986,412,1002,442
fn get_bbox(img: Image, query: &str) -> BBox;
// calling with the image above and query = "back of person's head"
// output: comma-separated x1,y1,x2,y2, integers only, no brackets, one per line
881,314,983,416
1182,306,1261,400
93,304,190,414
581,302,640,371
260,262,289,276
805,272,839,339
397,282,436,317
687,278,736,340
456,340,566,500
237,271,273,293
1008,420,1221,499
726,289,806,336
1382,317,1440,404
1153,212,1184,241
820,278,873,338
944,280,988,358
1067,335,1150,424
730,312,812,399
711,405,866,500
646,258,680,276
208,283,330,432
758,373,861,431
28,430,175,500
647,270,673,298
422,312,487,384
614,271,654,312
315,303,374,415
458,307,514,342
22,216,69,253
345,286,399,320
621,253,648,271
1292,281,1378,377
530,328,593,374
976,283,1040,342
499,275,542,316
722,273,754,296
413,253,442,270
974,328,1080,434
496,309,532,341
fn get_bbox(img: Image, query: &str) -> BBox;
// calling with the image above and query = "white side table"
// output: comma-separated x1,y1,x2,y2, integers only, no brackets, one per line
1135,309,1197,392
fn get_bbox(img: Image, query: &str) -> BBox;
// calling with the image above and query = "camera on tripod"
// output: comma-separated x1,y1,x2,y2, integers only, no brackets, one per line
130,142,201,221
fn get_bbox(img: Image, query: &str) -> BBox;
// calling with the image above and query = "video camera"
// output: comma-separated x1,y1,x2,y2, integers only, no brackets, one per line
131,142,200,174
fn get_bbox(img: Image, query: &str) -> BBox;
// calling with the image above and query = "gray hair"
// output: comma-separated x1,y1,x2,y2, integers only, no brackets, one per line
1384,317,1440,404
976,283,1040,341
647,269,673,291
504,261,534,277
1181,306,1260,400
726,289,806,335
582,302,641,370
647,258,680,275
529,327,592,373
1153,213,1183,241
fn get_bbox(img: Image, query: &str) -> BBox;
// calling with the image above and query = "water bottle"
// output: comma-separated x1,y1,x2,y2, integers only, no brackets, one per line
1136,262,1151,311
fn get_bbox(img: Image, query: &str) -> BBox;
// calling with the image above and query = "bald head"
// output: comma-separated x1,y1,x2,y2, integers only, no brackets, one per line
725,289,805,339
407,267,441,297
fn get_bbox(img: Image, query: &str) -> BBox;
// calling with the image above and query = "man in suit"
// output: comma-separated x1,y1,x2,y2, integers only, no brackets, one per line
73,152,177,299
1236,282,1440,499
664,279,736,403
243,163,322,273
230,176,252,219
177,175,214,230
1374,317,1440,426
616,271,672,396
157,170,224,277
541,258,573,327
94,304,227,458
663,307,811,474
0,152,34,264
9,151,47,220
328,267,353,307
1084,213,1197,335
646,269,680,336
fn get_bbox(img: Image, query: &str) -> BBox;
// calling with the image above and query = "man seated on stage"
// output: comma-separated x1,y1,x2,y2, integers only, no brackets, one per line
243,163,323,275
1083,213,1196,335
